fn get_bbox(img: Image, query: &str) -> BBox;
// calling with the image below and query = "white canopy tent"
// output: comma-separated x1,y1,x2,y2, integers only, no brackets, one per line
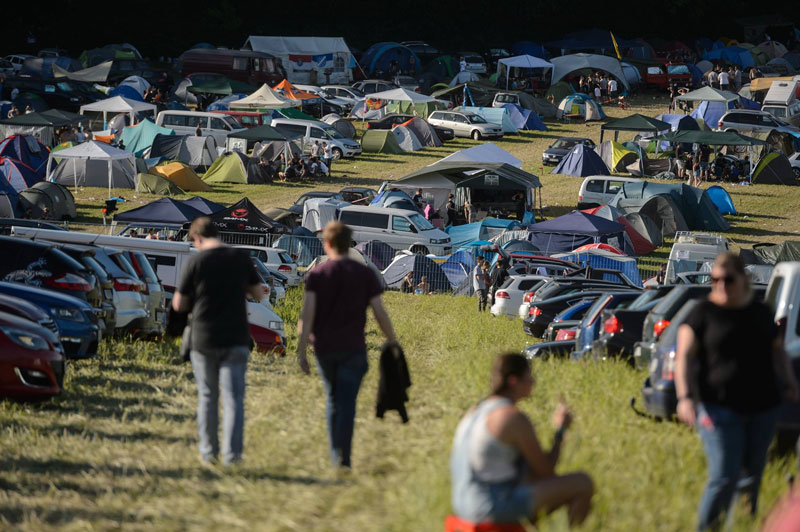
229,84,300,110
79,96,157,130
497,55,554,89
436,143,522,168
243,36,354,85
674,85,740,103
550,53,630,90
363,87,436,103
46,141,137,197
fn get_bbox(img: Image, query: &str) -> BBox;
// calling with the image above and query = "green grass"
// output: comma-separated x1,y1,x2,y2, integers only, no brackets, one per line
1,290,797,531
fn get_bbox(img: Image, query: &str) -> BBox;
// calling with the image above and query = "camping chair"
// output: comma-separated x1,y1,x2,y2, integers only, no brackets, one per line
444,515,525,532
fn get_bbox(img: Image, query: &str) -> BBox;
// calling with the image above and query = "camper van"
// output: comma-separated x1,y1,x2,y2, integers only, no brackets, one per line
270,118,362,159
762,80,800,127
664,232,729,283
338,206,451,255
577,176,642,209
177,48,285,86
155,110,246,145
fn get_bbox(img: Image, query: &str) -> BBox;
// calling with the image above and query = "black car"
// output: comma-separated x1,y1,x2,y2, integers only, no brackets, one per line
523,290,632,337
288,191,344,216
531,270,640,303
432,125,455,142
2,77,100,112
56,245,114,333
542,137,596,166
366,114,414,130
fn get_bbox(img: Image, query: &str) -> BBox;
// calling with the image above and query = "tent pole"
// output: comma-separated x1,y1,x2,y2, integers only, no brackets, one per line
73,159,77,194
108,159,112,199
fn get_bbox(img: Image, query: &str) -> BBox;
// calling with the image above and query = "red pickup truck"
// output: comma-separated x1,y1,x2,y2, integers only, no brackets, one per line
644,63,693,89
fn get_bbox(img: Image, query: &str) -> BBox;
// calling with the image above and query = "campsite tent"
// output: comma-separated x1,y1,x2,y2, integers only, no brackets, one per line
751,152,798,185
750,241,800,264
526,211,630,255
446,218,523,249
202,152,254,184
438,143,522,168
0,157,41,194
450,71,481,86
599,114,671,144
0,192,19,218
243,36,354,85
550,54,630,90
400,117,442,147
461,106,518,133
152,162,211,192
114,198,205,224
391,126,423,152
360,43,421,77
321,114,357,139
29,182,77,220
382,254,451,293
556,94,605,121
0,135,50,177
273,79,322,109
149,134,218,169
79,96,157,130
595,141,639,172
182,196,224,215
137,172,184,195
496,55,554,89
46,141,137,195
229,84,300,110
706,185,737,214
759,40,789,60
210,197,284,242
502,104,547,131
552,144,610,177
624,212,663,248
121,119,175,157
582,204,656,256
675,86,740,104
307,247,385,285
302,197,349,232
0,112,87,147
361,129,405,154
364,88,436,104
18,188,54,219
356,240,397,271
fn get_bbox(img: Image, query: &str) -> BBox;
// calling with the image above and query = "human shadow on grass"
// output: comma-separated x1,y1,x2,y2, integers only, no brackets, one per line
67,375,185,396
39,394,192,423
0,503,134,526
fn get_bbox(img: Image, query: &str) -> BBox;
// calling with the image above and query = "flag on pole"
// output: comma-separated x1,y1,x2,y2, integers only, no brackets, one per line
610,32,622,60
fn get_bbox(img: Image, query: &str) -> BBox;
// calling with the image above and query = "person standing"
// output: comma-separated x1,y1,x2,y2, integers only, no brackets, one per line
323,142,333,176
459,56,467,73
446,193,458,226
718,68,729,92
195,121,202,136
473,258,488,312
297,221,398,469
172,217,263,465
675,252,798,531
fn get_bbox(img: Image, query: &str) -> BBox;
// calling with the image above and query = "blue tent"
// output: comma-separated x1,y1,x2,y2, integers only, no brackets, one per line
274,234,324,267
382,254,451,292
444,249,479,273
121,119,175,158
551,144,610,177
502,104,547,131
114,197,205,224
446,218,521,248
108,85,144,102
686,64,704,87
702,46,755,68
181,196,225,214
356,240,396,271
511,41,551,59
360,42,421,77
461,106,518,133
554,251,642,286
0,135,49,177
458,240,495,262
739,97,761,110
706,185,737,215
527,211,628,254
502,239,539,252
691,101,734,129
0,158,41,192
207,93,248,111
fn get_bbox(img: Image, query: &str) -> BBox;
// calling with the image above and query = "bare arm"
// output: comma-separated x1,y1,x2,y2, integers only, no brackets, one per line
369,295,397,344
498,410,558,478
675,324,698,426
171,291,191,313
296,291,316,375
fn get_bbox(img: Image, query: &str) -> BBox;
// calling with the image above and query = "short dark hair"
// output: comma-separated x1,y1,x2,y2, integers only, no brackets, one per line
322,221,351,254
188,216,218,240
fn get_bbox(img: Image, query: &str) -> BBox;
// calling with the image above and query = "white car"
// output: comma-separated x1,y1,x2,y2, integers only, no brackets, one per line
789,152,800,179
490,274,549,317
238,246,302,287
5,54,34,71
427,110,503,140
321,85,365,106
295,84,354,111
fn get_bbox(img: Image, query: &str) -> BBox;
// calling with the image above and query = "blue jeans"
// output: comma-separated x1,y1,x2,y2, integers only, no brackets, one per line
696,403,780,531
190,346,250,465
316,350,368,467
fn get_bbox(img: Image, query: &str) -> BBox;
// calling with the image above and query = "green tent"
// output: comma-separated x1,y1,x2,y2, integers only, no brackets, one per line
361,130,405,154
385,101,440,119
545,82,573,106
187,77,257,96
278,108,316,120
751,241,800,264
137,172,185,195
751,152,798,185
203,152,249,183
121,119,175,157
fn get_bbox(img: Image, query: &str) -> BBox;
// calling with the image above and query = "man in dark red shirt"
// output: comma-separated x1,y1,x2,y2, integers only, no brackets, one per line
297,221,397,469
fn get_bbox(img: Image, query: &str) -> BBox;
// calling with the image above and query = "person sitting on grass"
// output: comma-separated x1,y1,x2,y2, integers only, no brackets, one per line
451,353,594,528
415,276,430,295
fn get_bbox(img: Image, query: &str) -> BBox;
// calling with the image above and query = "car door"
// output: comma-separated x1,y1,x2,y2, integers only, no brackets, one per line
391,215,417,247
452,113,469,135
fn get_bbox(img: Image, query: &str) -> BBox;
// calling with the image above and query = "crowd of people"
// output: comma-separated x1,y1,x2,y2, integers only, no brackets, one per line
578,72,620,104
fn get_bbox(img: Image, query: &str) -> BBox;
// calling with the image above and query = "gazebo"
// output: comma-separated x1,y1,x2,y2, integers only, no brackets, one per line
45,140,138,197
79,95,157,130
229,84,300,110
600,114,672,143
496,55,554,90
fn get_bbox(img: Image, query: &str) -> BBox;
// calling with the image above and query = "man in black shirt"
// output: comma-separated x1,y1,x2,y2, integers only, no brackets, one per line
173,217,263,465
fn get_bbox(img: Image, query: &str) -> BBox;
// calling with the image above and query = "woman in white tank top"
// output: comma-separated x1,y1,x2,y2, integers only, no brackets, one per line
450,353,595,527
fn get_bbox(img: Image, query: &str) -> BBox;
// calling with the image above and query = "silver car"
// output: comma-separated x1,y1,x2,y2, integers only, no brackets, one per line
717,109,800,135
427,111,503,140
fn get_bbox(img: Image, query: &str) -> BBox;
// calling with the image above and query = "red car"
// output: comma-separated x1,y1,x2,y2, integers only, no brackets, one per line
643,63,693,89
0,311,65,399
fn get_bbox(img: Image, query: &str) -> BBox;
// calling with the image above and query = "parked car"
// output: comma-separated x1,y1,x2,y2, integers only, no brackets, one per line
523,290,632,338
491,274,550,317
5,54,34,71
211,110,272,129
492,92,521,108
664,232,729,284
321,85,365,106
366,113,415,130
401,41,440,63
542,137,596,166
340,187,378,205
457,52,488,74
530,270,641,304
577,176,642,210
237,246,301,287
0,219,66,236
788,152,800,179
155,110,246,145
393,75,421,92
122,250,166,336
643,63,693,89
289,191,344,216
352,80,396,95
338,205,452,255
571,291,642,358
90,247,150,337
427,110,503,140
177,48,284,86
294,84,354,112
717,109,800,135
432,125,455,142
270,118,362,159
0,293,62,352
1,77,100,112
0,310,65,399
56,245,116,333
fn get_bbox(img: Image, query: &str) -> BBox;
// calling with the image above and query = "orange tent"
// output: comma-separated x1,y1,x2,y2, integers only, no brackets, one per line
152,162,212,192
273,80,320,103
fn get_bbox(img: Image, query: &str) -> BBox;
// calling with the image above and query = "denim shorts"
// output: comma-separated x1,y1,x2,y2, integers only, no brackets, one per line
484,481,534,522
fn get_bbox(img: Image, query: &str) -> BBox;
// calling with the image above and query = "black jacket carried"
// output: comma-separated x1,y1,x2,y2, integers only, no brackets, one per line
376,342,411,423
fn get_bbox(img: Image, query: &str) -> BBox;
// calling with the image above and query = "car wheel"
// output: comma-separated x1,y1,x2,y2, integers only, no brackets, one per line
410,245,428,255
793,167,800,179
725,128,737,134
471,130,482,141
332,147,343,160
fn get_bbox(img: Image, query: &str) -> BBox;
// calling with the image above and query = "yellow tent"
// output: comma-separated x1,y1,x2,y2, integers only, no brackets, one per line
152,162,212,192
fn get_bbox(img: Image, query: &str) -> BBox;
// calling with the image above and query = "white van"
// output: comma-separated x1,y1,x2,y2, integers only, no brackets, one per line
577,176,642,209
155,110,246,145
270,118,362,159
762,81,800,127
664,232,729,283
338,206,451,255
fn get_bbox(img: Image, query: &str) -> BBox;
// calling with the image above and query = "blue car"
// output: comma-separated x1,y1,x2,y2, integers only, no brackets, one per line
572,291,642,359
0,281,100,359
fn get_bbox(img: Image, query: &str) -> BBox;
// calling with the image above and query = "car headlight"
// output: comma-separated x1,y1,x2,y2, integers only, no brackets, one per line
268,320,284,331
54,307,86,322
1,326,49,351
430,238,450,244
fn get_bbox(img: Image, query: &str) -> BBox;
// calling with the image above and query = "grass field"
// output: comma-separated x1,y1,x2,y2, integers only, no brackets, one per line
4,95,800,530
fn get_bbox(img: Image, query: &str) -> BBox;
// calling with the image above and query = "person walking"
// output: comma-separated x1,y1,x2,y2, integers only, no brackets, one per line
297,221,398,469
473,258,488,312
172,217,263,465
450,353,594,527
675,252,798,531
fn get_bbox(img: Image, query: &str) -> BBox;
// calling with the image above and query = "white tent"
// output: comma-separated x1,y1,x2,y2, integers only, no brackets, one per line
550,53,630,90
436,143,522,168
302,197,349,232
79,96,157,130
675,86,740,103
45,141,137,197
243,36,354,85
364,88,436,103
229,84,300,110
119,76,151,98
392,126,423,152
449,71,480,86
53,60,112,83
497,55,554,89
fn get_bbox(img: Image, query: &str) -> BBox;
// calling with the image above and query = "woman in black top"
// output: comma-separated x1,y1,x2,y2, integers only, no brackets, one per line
675,252,798,531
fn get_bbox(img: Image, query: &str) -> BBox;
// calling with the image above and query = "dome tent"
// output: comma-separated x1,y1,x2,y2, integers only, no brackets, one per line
203,151,271,185
556,94,605,121
0,135,50,177
360,42,421,77
30,181,77,220
137,172,185,195
361,129,405,154
595,141,638,172
121,119,175,158
526,211,630,255
502,103,547,131
399,117,442,147
0,157,41,192
18,188,54,219
706,185,737,214
356,240,398,271
623,212,663,248
321,113,356,139
152,162,212,192
148,134,217,170
391,126,423,152
751,152,797,185
552,144,610,177
381,254,451,293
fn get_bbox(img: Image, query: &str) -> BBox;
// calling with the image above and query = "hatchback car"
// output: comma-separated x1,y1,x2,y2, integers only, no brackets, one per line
321,85,365,106
717,109,800,135
542,138,596,166
427,111,503,140
0,310,65,400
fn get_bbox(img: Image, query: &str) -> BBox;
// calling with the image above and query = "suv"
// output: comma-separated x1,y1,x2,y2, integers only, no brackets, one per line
643,64,693,89
542,137,596,166
352,80,396,95
717,109,800,134
427,110,503,140
457,52,488,74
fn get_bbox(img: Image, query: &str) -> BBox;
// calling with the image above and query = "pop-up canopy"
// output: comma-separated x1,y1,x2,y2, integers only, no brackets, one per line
674,86,739,103
46,140,137,196
229,84,300,110
496,55,554,89
363,87,436,103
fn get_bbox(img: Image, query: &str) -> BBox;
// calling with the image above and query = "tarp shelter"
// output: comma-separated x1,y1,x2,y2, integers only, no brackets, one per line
706,185,737,214
152,162,211,192
502,104,547,131
0,111,87,147
400,117,442,147
79,96,157,130
29,182,76,220
364,88,436,104
527,211,630,255
556,94,605,121
437,143,522,168
302,197,349,232
148,134,217,169
46,141,137,195
610,181,729,232
552,144,610,177
553,250,642,286
114,198,205,224
361,129,405,154
137,172,184,195
461,106,518,133
0,135,50,177
243,36,354,85
550,54,630,91
496,55,554,89
450,71,481,86
382,254,451,293
391,126,423,152
595,141,639,172
751,241,800,264
210,197,283,239
431,82,500,107
229,84,300,110
52,60,112,83
599,114,671,143
751,152,798,185
360,43,421,78
121,119,175,158
356,240,396,271
182,196,224,215
0,157,41,193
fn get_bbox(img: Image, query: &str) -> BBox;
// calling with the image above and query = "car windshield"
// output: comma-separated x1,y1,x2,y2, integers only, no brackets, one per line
666,65,690,74
763,106,787,118
322,125,344,139
348,87,364,98
56,82,74,92
552,139,578,149
222,116,240,129
408,213,434,231
466,114,487,124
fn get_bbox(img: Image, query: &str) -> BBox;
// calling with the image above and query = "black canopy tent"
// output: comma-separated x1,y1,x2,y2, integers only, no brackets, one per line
227,124,303,157
208,197,287,246
652,129,769,177
600,114,672,143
